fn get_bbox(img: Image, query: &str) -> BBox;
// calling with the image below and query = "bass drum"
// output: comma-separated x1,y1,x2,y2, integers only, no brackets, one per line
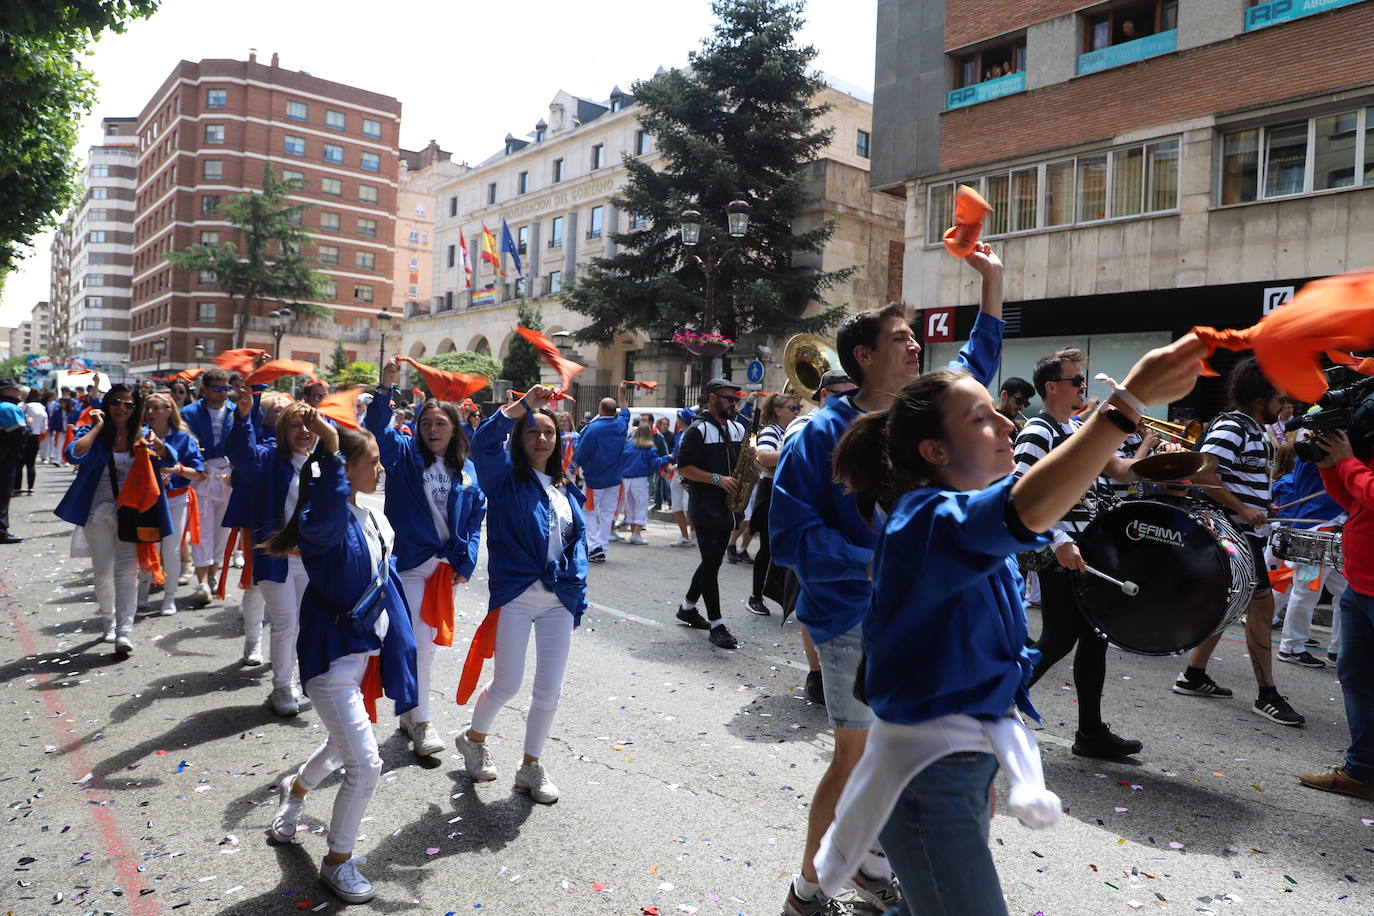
1073,497,1255,655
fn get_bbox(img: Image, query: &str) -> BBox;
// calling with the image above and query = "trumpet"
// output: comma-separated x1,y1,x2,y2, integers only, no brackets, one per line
1138,415,1203,448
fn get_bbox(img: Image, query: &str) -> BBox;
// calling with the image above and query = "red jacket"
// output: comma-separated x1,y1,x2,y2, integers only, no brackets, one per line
1320,456,1374,595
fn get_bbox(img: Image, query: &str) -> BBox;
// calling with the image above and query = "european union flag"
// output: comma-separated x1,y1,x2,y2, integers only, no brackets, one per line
500,219,523,278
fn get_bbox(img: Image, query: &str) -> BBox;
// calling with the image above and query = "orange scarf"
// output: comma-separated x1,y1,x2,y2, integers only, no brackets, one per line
456,609,502,705
420,561,456,647
183,486,201,546
360,656,384,723
116,439,166,585
214,527,254,598
943,184,992,258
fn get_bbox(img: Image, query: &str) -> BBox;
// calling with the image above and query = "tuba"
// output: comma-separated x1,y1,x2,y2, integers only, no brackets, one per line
784,334,841,408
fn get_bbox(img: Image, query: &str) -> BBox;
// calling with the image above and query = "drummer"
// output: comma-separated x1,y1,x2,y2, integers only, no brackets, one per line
1171,357,1304,727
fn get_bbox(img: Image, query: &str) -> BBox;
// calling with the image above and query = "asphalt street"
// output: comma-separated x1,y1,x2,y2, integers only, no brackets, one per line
3,467,1374,915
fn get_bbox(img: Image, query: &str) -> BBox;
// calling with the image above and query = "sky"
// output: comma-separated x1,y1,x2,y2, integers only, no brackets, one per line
0,0,878,330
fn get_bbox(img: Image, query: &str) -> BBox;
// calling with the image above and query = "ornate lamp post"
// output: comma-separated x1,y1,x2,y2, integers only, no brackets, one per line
375,309,391,383
152,337,166,379
269,307,290,359
678,199,752,379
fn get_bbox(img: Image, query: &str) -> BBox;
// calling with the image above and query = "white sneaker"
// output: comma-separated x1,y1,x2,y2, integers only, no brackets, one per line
113,636,133,657
189,583,212,608
268,773,304,843
399,711,444,757
177,572,191,586
609,531,625,542
100,625,116,643
515,761,560,804
159,603,177,617
320,856,375,904
231,551,245,569
454,731,497,781
269,686,299,717
242,642,264,666
629,534,648,545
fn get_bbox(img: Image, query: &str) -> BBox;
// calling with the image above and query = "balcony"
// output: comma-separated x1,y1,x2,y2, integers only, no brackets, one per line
237,314,375,344
946,71,1026,111
1076,29,1176,76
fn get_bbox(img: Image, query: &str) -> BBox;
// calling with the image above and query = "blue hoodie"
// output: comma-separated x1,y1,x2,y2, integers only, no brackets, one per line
621,441,673,479
571,408,630,489
472,409,588,623
224,411,303,584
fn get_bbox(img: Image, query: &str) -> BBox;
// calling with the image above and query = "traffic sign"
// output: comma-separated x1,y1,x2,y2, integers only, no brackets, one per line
746,359,765,384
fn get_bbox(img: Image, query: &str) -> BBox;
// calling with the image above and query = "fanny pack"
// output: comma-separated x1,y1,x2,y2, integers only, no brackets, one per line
110,454,162,544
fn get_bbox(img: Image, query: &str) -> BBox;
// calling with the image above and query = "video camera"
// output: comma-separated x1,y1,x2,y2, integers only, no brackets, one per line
1289,373,1374,463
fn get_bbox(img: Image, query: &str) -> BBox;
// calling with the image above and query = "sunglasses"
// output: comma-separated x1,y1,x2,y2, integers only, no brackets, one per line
109,400,136,408
1011,395,1031,406
1049,376,1086,388
714,392,740,403
210,385,233,393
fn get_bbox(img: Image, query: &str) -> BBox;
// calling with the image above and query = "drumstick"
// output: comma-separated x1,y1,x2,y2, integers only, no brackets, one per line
1273,491,1326,511
1081,563,1140,597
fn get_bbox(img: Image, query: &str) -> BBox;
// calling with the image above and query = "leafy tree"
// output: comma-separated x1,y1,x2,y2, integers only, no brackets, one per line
165,164,322,349
326,340,349,381
0,1,160,274
412,351,501,402
0,354,25,379
502,302,544,392
333,361,377,390
563,0,854,353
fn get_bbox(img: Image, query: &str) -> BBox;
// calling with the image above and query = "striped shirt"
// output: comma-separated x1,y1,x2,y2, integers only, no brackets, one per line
1200,411,1272,525
1101,432,1145,501
1013,413,1098,540
756,423,783,479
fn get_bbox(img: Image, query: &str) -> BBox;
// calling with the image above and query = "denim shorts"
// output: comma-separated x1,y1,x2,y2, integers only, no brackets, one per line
815,623,874,730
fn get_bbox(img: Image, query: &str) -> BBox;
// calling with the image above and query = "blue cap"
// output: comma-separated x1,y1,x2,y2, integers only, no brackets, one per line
677,407,695,425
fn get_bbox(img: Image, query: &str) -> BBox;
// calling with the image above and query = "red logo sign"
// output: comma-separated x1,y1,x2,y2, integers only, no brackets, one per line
925,309,954,343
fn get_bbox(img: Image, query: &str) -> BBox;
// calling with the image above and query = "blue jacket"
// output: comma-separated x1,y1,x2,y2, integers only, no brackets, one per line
572,408,630,489
222,393,267,530
364,390,486,576
864,476,1047,725
1274,458,1343,529
47,402,65,433
163,428,205,492
472,409,588,623
179,398,235,461
296,451,418,715
621,442,673,479
770,312,1005,644
55,426,177,536
225,412,305,584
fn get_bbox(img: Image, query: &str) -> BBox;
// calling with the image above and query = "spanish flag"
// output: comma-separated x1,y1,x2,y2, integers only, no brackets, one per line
480,223,505,277
458,233,473,289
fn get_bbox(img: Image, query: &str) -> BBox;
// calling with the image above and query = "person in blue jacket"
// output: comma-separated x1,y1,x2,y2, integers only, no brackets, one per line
1273,442,1347,665
136,391,206,617
368,358,487,758
180,368,240,607
454,384,587,806
55,384,177,656
620,422,674,545
263,409,417,906
813,336,1205,914
571,381,628,563
769,244,1005,915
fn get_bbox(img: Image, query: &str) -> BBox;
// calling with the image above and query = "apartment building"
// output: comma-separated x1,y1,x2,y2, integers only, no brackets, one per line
395,142,461,318
28,301,53,355
874,0,1374,416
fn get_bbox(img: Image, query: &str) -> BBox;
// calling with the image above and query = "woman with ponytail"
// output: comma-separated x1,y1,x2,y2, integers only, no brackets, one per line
55,384,177,656
264,410,417,905
138,392,206,616
813,338,1207,913
454,384,587,805
365,357,486,758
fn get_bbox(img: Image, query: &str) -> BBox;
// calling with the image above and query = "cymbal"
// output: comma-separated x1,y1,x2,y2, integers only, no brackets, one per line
1132,451,1219,482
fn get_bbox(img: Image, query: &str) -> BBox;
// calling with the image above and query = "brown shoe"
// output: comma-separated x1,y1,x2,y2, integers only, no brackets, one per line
1299,766,1374,801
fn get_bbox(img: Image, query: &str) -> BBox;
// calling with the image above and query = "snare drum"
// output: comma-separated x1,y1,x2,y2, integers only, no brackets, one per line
1272,526,1344,569
1073,497,1256,655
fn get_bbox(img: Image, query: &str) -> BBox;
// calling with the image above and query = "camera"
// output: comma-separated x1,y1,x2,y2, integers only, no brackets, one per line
1289,373,1374,462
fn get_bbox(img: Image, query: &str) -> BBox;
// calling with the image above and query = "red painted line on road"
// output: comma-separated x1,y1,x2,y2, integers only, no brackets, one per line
2,591,163,916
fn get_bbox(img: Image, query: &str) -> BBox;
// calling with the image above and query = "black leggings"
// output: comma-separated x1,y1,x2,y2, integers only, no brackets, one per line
1029,565,1106,732
14,434,38,491
686,512,732,622
749,479,774,600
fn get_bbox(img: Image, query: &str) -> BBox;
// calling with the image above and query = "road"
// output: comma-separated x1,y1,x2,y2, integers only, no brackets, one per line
2,468,1372,915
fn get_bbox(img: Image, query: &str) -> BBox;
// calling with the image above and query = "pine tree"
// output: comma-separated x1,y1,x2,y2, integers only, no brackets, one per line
501,301,544,392
563,0,855,352
326,341,349,384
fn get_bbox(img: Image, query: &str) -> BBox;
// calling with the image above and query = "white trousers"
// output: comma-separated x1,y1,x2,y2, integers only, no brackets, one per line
623,476,650,527
1281,563,1347,655
137,492,187,612
258,555,309,690
41,433,61,462
241,584,265,653
399,556,444,722
84,504,138,638
191,461,233,569
298,652,381,855
588,485,620,551
470,584,573,759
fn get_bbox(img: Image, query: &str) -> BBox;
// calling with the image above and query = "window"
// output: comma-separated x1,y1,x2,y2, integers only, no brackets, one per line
360,152,380,172
409,257,419,269
318,244,339,266
354,284,374,303
1220,107,1374,204
321,177,343,196
284,135,306,157
86,274,107,287
514,277,527,298
635,129,649,156
631,212,648,229
408,230,420,243
89,208,109,222
320,211,340,232
552,158,564,183
535,126,546,142
358,183,378,204
203,160,223,180
91,187,109,199
548,271,562,294
197,302,216,322
198,269,216,287
487,182,497,205
588,205,604,239
549,215,564,246
591,144,605,169
415,204,425,217
362,118,382,139
449,196,458,217
206,88,226,109
1084,0,1177,52
1313,112,1358,191
1075,153,1108,222
856,129,870,159
87,231,106,244
1145,140,1179,212
282,207,302,226
357,217,377,238
282,168,305,182
323,143,344,165
85,297,104,310
518,171,528,194
447,244,456,268
952,38,1027,89
356,251,376,270
286,100,307,122
517,225,529,255
199,231,219,247
319,279,337,299
90,165,109,178
204,124,224,144
326,109,346,131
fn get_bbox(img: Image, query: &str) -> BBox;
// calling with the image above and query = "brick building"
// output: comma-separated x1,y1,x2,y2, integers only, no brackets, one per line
874,0,1374,416
127,54,402,376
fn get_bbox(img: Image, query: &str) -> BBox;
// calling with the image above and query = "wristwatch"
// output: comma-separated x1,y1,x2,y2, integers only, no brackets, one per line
711,473,721,486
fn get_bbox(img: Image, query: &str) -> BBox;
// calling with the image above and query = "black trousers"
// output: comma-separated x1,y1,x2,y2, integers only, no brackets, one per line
1028,565,1107,732
0,444,18,534
14,433,39,491
749,478,774,601
686,501,736,622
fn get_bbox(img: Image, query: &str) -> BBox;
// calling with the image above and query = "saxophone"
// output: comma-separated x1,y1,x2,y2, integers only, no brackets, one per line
726,397,762,513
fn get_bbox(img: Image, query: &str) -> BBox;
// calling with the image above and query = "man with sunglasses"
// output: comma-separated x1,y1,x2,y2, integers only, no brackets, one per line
996,377,1035,430
181,368,241,606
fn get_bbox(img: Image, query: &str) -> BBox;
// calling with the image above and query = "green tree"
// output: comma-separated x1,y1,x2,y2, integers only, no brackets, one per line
326,340,349,382
563,0,854,353
166,164,322,349
333,361,377,390
502,302,544,391
413,351,501,402
0,1,160,275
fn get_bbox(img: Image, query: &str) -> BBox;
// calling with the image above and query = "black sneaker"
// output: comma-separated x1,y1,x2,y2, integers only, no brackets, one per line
588,547,606,564
1329,651,1339,664
1071,723,1142,759
1305,637,1322,649
1171,671,1234,698
1278,650,1326,668
805,670,825,705
708,625,739,649
737,550,754,565
746,596,770,616
726,546,741,564
1254,693,1304,726
676,605,710,630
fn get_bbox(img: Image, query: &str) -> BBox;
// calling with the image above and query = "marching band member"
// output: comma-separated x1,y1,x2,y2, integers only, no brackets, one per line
745,392,802,616
367,358,486,758
180,369,239,607
137,392,205,617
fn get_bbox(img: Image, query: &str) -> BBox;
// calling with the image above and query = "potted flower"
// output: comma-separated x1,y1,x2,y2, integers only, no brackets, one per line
673,329,734,359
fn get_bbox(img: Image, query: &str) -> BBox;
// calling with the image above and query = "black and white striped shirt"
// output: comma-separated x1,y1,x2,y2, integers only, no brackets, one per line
1200,411,1272,525
1013,413,1098,540
756,423,783,480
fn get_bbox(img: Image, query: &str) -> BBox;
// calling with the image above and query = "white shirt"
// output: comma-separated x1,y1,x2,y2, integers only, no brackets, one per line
207,405,229,447
283,451,309,521
348,501,394,643
421,460,452,543
534,469,573,565
91,450,135,510
25,402,47,435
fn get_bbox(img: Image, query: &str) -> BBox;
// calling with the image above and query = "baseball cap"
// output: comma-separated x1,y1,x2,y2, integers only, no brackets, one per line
813,368,853,400
0,377,20,391
677,407,696,425
703,377,742,397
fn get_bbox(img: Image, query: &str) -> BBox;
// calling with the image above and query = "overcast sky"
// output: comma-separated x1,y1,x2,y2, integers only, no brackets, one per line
0,0,877,329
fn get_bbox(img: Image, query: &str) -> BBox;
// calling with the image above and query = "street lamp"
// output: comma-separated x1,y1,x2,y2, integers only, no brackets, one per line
375,309,391,382
678,199,752,378
152,337,166,379
194,342,206,365
269,307,290,359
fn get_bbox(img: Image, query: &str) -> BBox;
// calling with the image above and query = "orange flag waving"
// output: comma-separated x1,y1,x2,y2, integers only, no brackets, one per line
623,380,659,391
516,325,584,398
245,359,316,387
213,348,268,376
397,356,489,402
943,184,993,259
316,386,368,429
174,367,205,383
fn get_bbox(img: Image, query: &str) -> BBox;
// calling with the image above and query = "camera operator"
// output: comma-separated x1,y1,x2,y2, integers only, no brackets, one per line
1301,429,1374,800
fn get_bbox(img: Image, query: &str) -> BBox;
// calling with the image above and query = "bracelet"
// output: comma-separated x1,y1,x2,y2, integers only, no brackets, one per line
1093,372,1148,416
711,472,721,486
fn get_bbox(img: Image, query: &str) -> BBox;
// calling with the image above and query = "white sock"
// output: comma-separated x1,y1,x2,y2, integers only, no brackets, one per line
681,600,697,611
860,850,892,881
709,618,724,629
793,875,822,900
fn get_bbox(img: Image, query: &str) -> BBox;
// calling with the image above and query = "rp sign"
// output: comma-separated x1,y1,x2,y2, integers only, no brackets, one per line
925,308,954,343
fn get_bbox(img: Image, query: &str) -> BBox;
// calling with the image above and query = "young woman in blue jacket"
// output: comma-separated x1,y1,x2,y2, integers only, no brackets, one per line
367,358,486,758
136,391,206,617
55,384,177,656
263,409,417,906
455,384,587,804
620,422,674,544
812,338,1205,913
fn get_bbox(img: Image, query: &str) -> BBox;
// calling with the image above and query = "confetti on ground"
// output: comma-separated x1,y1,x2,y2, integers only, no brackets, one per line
1169,842,1184,850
